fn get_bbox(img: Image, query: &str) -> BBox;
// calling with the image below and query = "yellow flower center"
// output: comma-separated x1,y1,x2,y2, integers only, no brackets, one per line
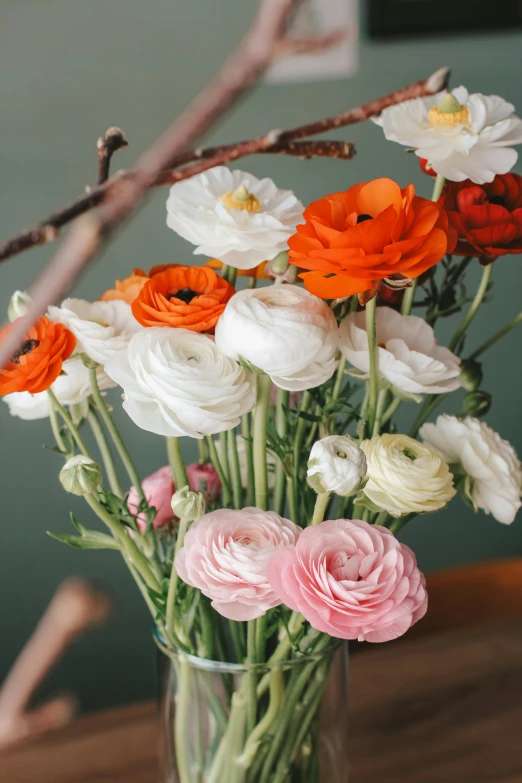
220,184,261,213
428,92,469,127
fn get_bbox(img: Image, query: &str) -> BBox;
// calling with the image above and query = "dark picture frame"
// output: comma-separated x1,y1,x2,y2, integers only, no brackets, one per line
368,0,522,39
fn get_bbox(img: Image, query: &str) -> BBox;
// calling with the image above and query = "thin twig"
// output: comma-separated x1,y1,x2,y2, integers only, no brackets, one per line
0,2,449,368
0,66,449,267
97,126,128,185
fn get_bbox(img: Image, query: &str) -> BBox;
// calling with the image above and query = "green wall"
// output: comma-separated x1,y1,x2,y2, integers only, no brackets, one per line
1,2,521,711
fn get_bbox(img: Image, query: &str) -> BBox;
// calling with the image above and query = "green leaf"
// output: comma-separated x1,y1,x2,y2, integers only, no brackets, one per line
47,531,120,550
352,493,382,513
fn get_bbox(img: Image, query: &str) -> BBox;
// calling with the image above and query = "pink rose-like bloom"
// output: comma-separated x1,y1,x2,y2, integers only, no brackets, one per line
128,466,175,532
267,519,427,643
175,507,302,621
186,462,221,503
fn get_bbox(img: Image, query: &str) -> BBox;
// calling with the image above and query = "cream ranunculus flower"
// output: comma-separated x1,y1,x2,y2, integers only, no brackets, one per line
360,433,456,517
307,435,367,496
420,415,522,525
2,357,115,421
215,285,338,391
374,87,522,184
48,298,142,365
166,166,304,270
339,307,462,401
104,327,255,438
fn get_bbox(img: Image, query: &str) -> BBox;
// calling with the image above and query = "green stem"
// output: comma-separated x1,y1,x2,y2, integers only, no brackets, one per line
197,438,210,464
84,493,161,593
235,668,283,770
228,429,243,510
291,391,312,523
89,368,145,501
220,431,232,492
246,620,258,735
47,389,90,456
47,393,68,455
206,436,232,507
331,355,347,401
166,436,189,490
468,311,522,360
372,388,388,437
241,414,255,507
388,515,413,536
380,394,402,427
365,297,379,435
402,173,445,317
311,491,330,526
374,510,389,526
409,393,445,438
253,374,272,511
166,516,189,642
87,409,123,497
174,657,193,783
449,264,493,352
273,388,289,515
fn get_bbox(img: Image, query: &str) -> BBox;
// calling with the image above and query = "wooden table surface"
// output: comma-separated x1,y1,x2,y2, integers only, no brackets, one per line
2,619,522,783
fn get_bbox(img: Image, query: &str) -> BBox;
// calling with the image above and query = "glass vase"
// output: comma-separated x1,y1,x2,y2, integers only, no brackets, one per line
156,634,349,783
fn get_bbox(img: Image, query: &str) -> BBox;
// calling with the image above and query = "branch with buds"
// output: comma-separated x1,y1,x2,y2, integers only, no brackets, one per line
0,0,450,368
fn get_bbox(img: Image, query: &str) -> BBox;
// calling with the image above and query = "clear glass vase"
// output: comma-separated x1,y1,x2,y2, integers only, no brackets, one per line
156,634,349,783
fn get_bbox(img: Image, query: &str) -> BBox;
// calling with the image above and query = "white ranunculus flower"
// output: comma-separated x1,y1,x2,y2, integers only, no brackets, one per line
166,166,304,270
3,357,114,421
48,298,142,365
104,328,255,439
339,307,462,401
374,87,522,183
7,290,31,322
215,285,339,391
420,415,522,525
307,435,367,496
360,434,456,517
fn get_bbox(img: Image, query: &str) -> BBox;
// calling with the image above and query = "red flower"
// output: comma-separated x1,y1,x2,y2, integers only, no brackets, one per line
419,158,437,178
440,174,522,262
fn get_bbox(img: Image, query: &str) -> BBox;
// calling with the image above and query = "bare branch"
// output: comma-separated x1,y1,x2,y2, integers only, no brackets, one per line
97,126,128,185
274,28,348,57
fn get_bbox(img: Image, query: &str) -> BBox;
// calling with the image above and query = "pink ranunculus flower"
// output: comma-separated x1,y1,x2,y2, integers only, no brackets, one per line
128,466,175,533
175,508,302,621
186,462,221,503
266,519,427,643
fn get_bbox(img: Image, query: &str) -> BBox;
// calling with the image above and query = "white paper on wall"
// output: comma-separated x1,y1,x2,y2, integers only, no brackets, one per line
265,0,358,83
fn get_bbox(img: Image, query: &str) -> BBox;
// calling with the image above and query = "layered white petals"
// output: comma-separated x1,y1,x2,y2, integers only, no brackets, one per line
360,434,456,517
175,508,302,620
375,86,522,183
339,307,462,401
3,357,114,421
104,328,255,438
166,166,304,269
48,298,142,365
215,285,339,391
420,415,522,525
307,436,367,496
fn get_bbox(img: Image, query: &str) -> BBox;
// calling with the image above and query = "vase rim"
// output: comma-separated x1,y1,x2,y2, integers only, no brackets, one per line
153,626,343,673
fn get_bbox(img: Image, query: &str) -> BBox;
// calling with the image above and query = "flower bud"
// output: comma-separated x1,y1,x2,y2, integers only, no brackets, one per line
459,358,483,392
463,390,492,418
186,462,221,503
307,435,367,497
60,455,102,496
265,251,298,283
7,290,31,322
171,485,205,521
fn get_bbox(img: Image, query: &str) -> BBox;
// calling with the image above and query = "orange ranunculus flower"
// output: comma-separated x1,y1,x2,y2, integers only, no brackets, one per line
0,316,76,396
288,178,455,300
206,258,270,280
132,265,235,331
100,264,181,304
100,273,148,304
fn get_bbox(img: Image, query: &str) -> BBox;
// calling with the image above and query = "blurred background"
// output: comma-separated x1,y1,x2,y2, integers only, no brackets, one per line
1,0,521,713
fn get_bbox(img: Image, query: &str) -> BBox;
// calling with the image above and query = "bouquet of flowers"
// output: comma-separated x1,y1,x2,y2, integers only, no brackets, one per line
2,78,522,783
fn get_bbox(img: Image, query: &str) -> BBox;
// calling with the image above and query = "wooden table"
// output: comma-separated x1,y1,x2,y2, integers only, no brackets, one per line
2,619,522,783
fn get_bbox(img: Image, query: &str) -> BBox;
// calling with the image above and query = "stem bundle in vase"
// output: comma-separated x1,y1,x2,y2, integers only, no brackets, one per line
2,28,522,781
